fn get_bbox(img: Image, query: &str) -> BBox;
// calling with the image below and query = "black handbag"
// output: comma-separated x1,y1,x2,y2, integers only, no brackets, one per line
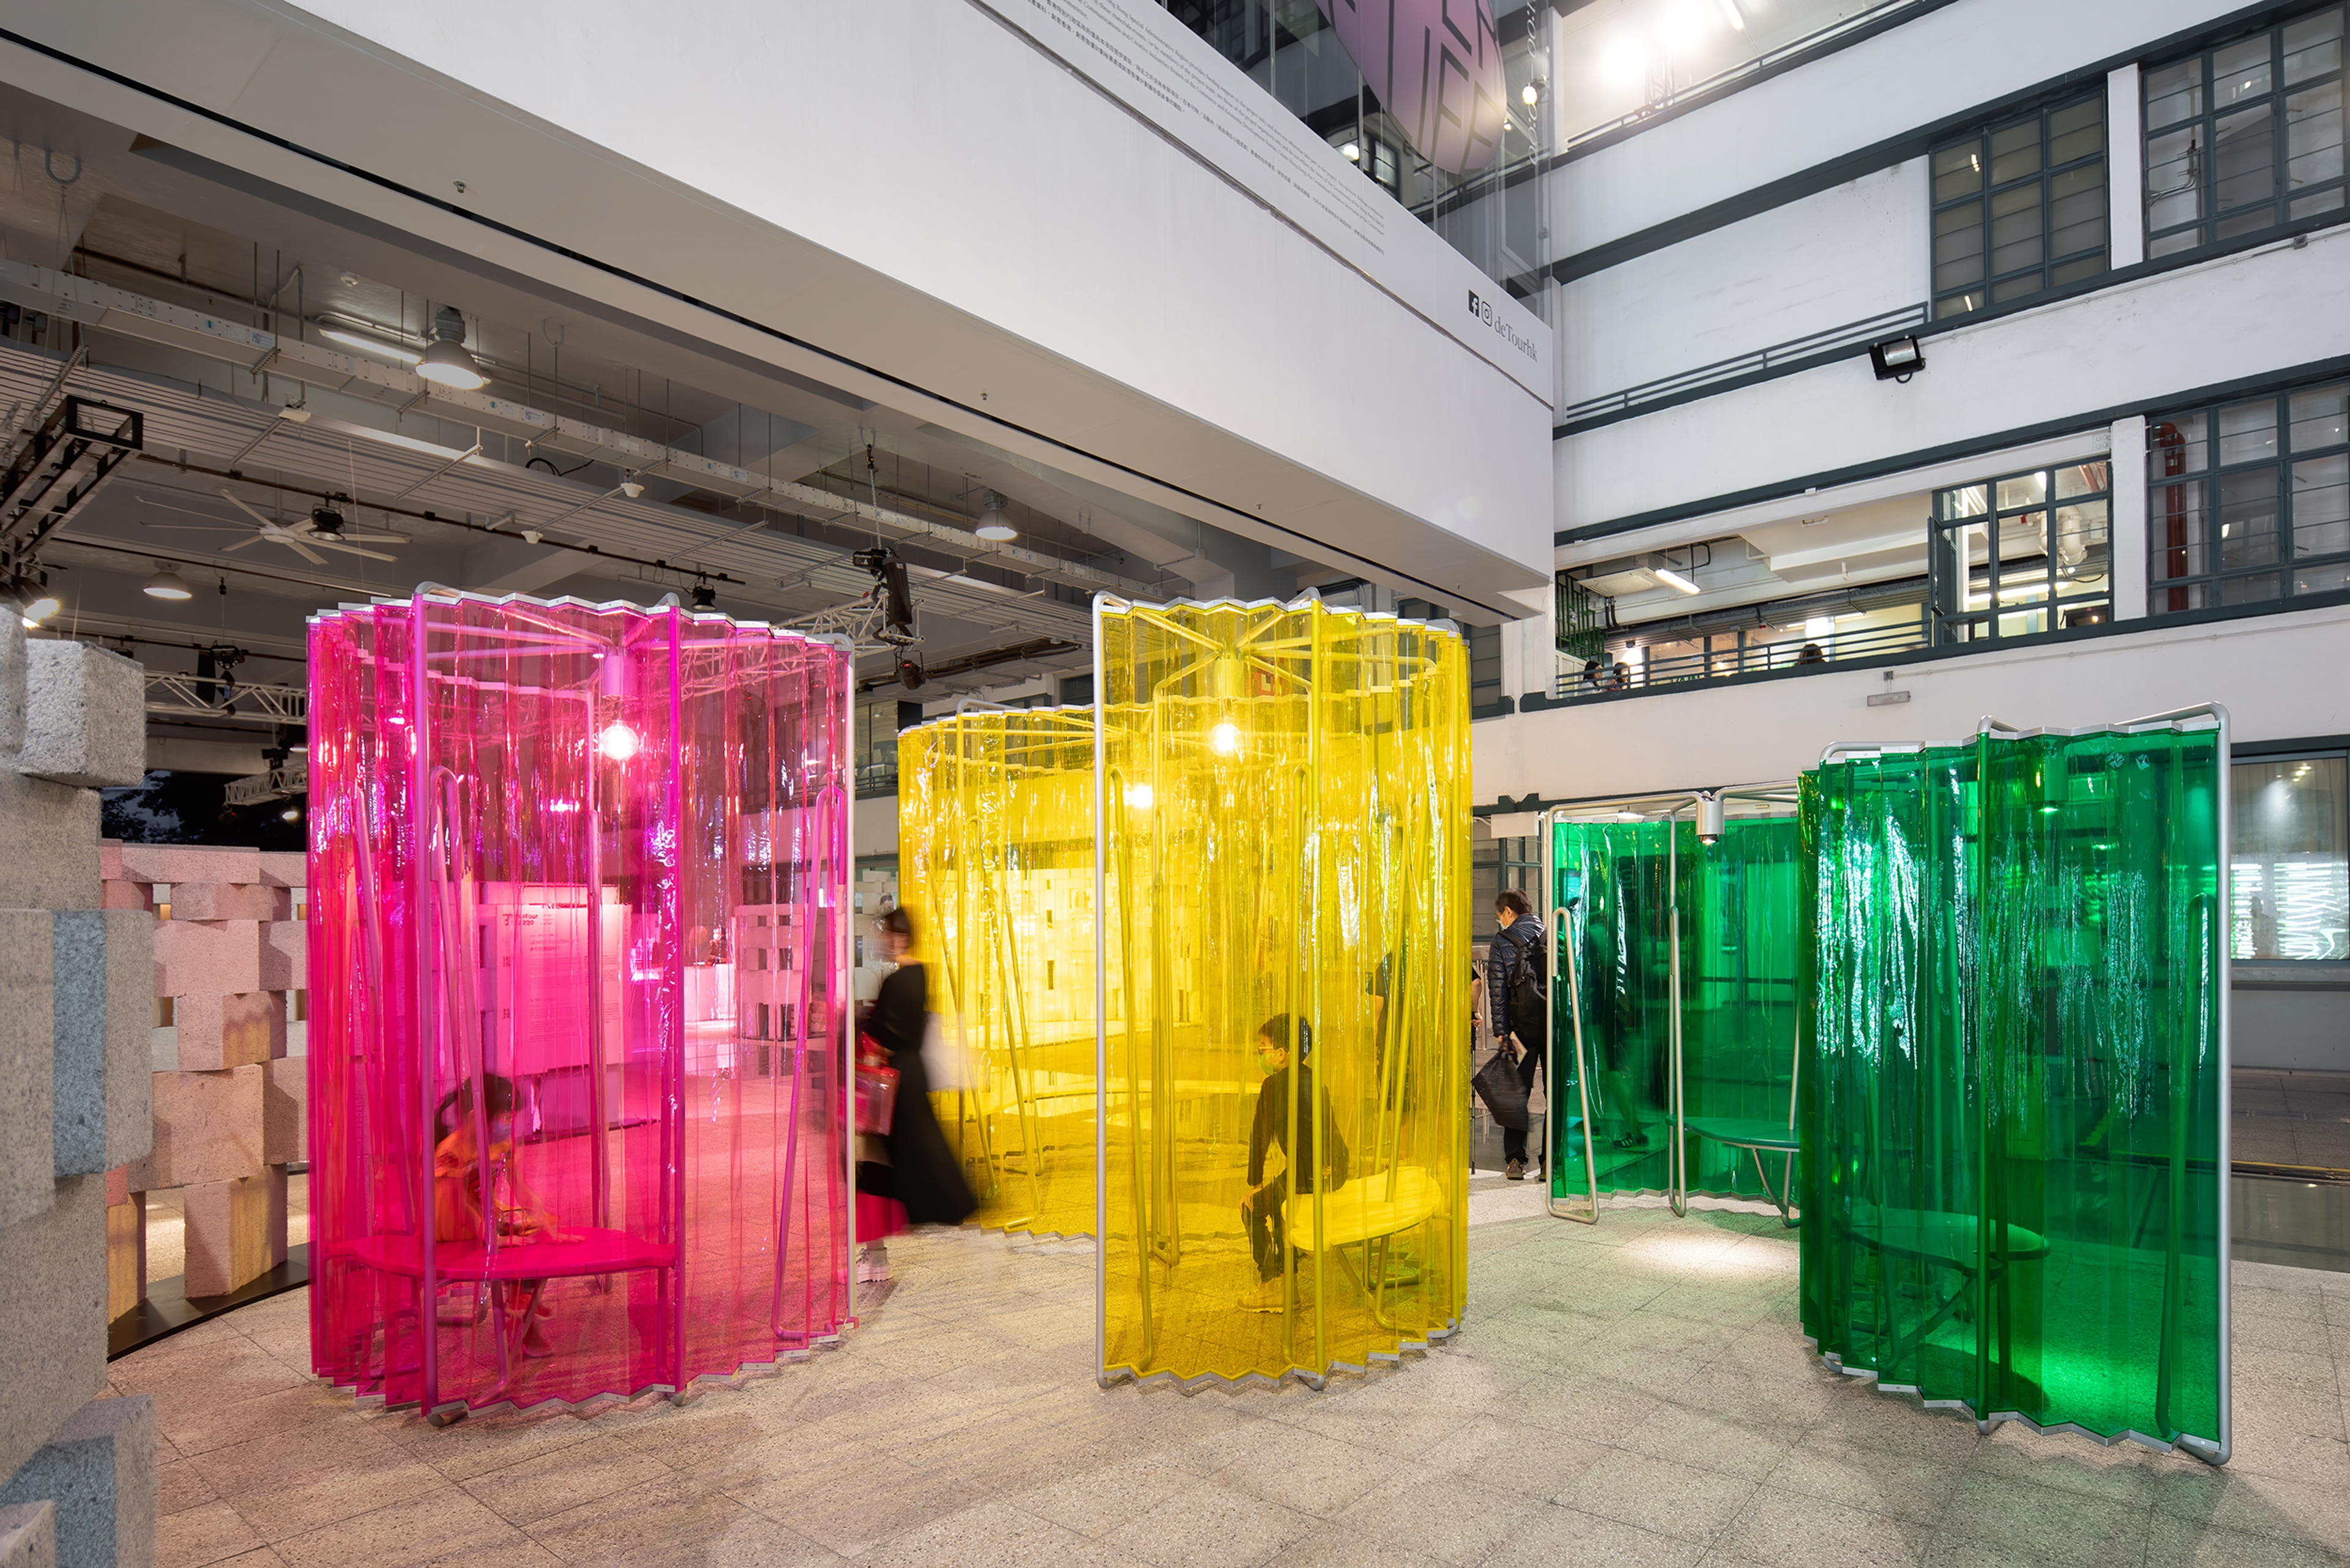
1472,1048,1531,1131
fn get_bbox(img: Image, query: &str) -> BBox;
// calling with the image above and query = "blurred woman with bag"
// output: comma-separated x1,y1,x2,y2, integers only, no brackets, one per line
855,906,975,1283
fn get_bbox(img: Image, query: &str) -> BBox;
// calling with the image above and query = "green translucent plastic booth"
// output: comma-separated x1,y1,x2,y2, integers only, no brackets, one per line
1543,796,1807,1222
1798,710,2229,1459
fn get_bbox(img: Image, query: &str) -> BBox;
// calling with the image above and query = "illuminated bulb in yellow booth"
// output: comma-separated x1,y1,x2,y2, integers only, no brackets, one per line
1209,721,1242,756
1125,782,1155,810
598,721,641,761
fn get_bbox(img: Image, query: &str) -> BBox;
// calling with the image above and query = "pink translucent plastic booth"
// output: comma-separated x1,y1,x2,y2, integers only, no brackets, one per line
307,590,856,1417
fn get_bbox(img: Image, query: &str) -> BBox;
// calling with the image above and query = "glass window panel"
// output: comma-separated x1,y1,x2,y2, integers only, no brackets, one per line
1991,274,2046,305
1934,203,1986,288
2151,412,2209,476
2147,127,2203,226
2215,37,2276,106
1990,119,2043,184
2054,500,2109,571
1935,290,1983,319
2222,571,2283,603
2050,187,2108,258
2214,105,2278,210
2150,228,2203,258
2219,398,2281,465
2290,384,2349,450
2145,59,2204,129
2051,121,2103,168
2220,469,2282,566
2051,96,2105,141
2051,256,2105,287
2296,559,2350,594
2233,756,2349,960
2288,81,2346,189
1934,141,1985,201
2056,461,2111,499
1989,187,2045,275
2285,9,2347,84
2292,454,2350,554
2151,482,2208,580
2218,208,2279,239
1999,511,2051,566
1997,472,2048,510
2292,187,2349,217
1940,483,1990,521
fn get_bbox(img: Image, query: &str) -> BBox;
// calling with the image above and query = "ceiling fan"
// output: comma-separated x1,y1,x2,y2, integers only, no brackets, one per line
217,490,408,564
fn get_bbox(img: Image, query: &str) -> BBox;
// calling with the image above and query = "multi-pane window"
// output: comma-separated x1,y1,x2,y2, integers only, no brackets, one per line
2144,6,2348,258
1928,461,2114,641
1931,93,2108,318
2233,753,2349,960
2149,381,2350,611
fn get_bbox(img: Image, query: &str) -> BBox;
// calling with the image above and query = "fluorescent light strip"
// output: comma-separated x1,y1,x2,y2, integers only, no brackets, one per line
1652,566,1701,595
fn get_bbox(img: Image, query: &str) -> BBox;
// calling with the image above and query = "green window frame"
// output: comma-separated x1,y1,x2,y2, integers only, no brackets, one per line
1930,91,2108,319
1928,460,2114,643
2149,378,2350,611
2144,4,2348,259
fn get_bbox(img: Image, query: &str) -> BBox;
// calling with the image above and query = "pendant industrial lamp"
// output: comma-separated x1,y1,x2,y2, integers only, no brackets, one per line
416,307,488,390
143,564,193,601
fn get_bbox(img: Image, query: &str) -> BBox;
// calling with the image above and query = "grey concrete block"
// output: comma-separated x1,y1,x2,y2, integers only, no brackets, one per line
13,644,144,790
0,913,55,1230
50,913,154,1177
0,1176,105,1488
0,775,96,913
0,1502,54,1568
0,620,23,758
0,1395,152,1568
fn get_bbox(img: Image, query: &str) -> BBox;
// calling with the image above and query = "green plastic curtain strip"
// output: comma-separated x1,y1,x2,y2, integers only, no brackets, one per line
1543,801,1807,1220
1799,709,2228,1461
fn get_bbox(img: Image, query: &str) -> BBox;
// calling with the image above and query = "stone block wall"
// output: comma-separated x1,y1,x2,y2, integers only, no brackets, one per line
0,621,156,1567
102,843,305,1302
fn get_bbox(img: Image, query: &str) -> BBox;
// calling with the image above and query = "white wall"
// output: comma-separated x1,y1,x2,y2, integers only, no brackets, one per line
1559,160,1928,408
1551,0,2250,255
3,0,1553,619
1558,222,2350,532
1473,599,2350,804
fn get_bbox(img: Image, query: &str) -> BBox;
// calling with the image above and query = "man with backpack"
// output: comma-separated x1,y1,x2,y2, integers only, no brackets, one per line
1487,889,1547,1181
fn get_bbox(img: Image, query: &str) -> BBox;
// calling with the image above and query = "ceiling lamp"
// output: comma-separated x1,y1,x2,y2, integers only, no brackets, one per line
1696,791,1725,845
1652,564,1701,595
416,307,488,390
690,580,717,609
19,589,59,628
597,721,641,762
143,566,193,601
975,492,1017,542
1717,0,1747,30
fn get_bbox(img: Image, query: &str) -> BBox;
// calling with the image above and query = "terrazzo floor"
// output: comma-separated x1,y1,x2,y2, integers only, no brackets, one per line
118,1173,2350,1568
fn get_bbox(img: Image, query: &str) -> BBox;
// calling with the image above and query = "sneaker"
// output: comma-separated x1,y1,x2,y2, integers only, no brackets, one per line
1236,1279,1285,1313
1505,1159,1526,1181
856,1249,890,1284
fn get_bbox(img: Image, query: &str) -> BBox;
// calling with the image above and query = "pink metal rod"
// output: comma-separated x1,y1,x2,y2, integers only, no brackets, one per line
308,591,855,1416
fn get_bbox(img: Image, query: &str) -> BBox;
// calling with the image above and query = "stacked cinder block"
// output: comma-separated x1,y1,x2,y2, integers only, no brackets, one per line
105,845,305,1303
0,621,158,1568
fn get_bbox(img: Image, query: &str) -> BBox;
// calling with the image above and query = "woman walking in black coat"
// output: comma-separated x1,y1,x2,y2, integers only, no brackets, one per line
857,906,975,1282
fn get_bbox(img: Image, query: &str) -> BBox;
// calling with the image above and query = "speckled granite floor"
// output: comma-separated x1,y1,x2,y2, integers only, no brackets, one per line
122,1178,2350,1568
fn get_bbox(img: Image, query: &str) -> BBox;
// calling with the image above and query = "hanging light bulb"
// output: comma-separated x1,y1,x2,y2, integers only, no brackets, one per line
975,491,1016,542
597,721,641,761
416,306,488,390
1124,782,1155,810
143,566,193,601
1209,720,1242,756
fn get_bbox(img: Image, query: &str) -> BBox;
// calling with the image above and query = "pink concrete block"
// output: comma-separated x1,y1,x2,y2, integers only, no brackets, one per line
263,1058,305,1165
100,838,124,881
105,1166,129,1206
170,883,285,922
100,880,153,913
258,922,305,991
117,844,261,887
256,852,305,889
152,918,261,997
127,1066,263,1190
173,991,283,1070
182,1170,277,1296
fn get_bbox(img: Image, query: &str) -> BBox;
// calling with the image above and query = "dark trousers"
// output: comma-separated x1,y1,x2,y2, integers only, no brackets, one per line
1501,1034,1542,1165
1244,1176,1290,1282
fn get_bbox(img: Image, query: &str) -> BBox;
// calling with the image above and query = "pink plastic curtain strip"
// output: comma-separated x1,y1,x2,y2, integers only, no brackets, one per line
307,590,856,1415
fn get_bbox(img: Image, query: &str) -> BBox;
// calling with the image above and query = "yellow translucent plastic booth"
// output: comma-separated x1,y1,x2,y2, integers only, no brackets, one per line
897,707,1097,1239
1096,597,1471,1386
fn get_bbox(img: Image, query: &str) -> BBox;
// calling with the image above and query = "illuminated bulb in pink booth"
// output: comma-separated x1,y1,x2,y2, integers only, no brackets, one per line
597,721,641,761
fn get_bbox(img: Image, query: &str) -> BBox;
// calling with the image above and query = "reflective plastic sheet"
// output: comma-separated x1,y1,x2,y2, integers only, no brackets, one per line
898,707,1096,1238
1548,813,1801,1210
308,591,854,1414
1097,598,1470,1384
1799,724,2226,1453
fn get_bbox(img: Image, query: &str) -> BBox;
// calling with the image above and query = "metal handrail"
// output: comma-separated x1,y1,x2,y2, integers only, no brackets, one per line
1556,618,1930,702
1559,303,1928,427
